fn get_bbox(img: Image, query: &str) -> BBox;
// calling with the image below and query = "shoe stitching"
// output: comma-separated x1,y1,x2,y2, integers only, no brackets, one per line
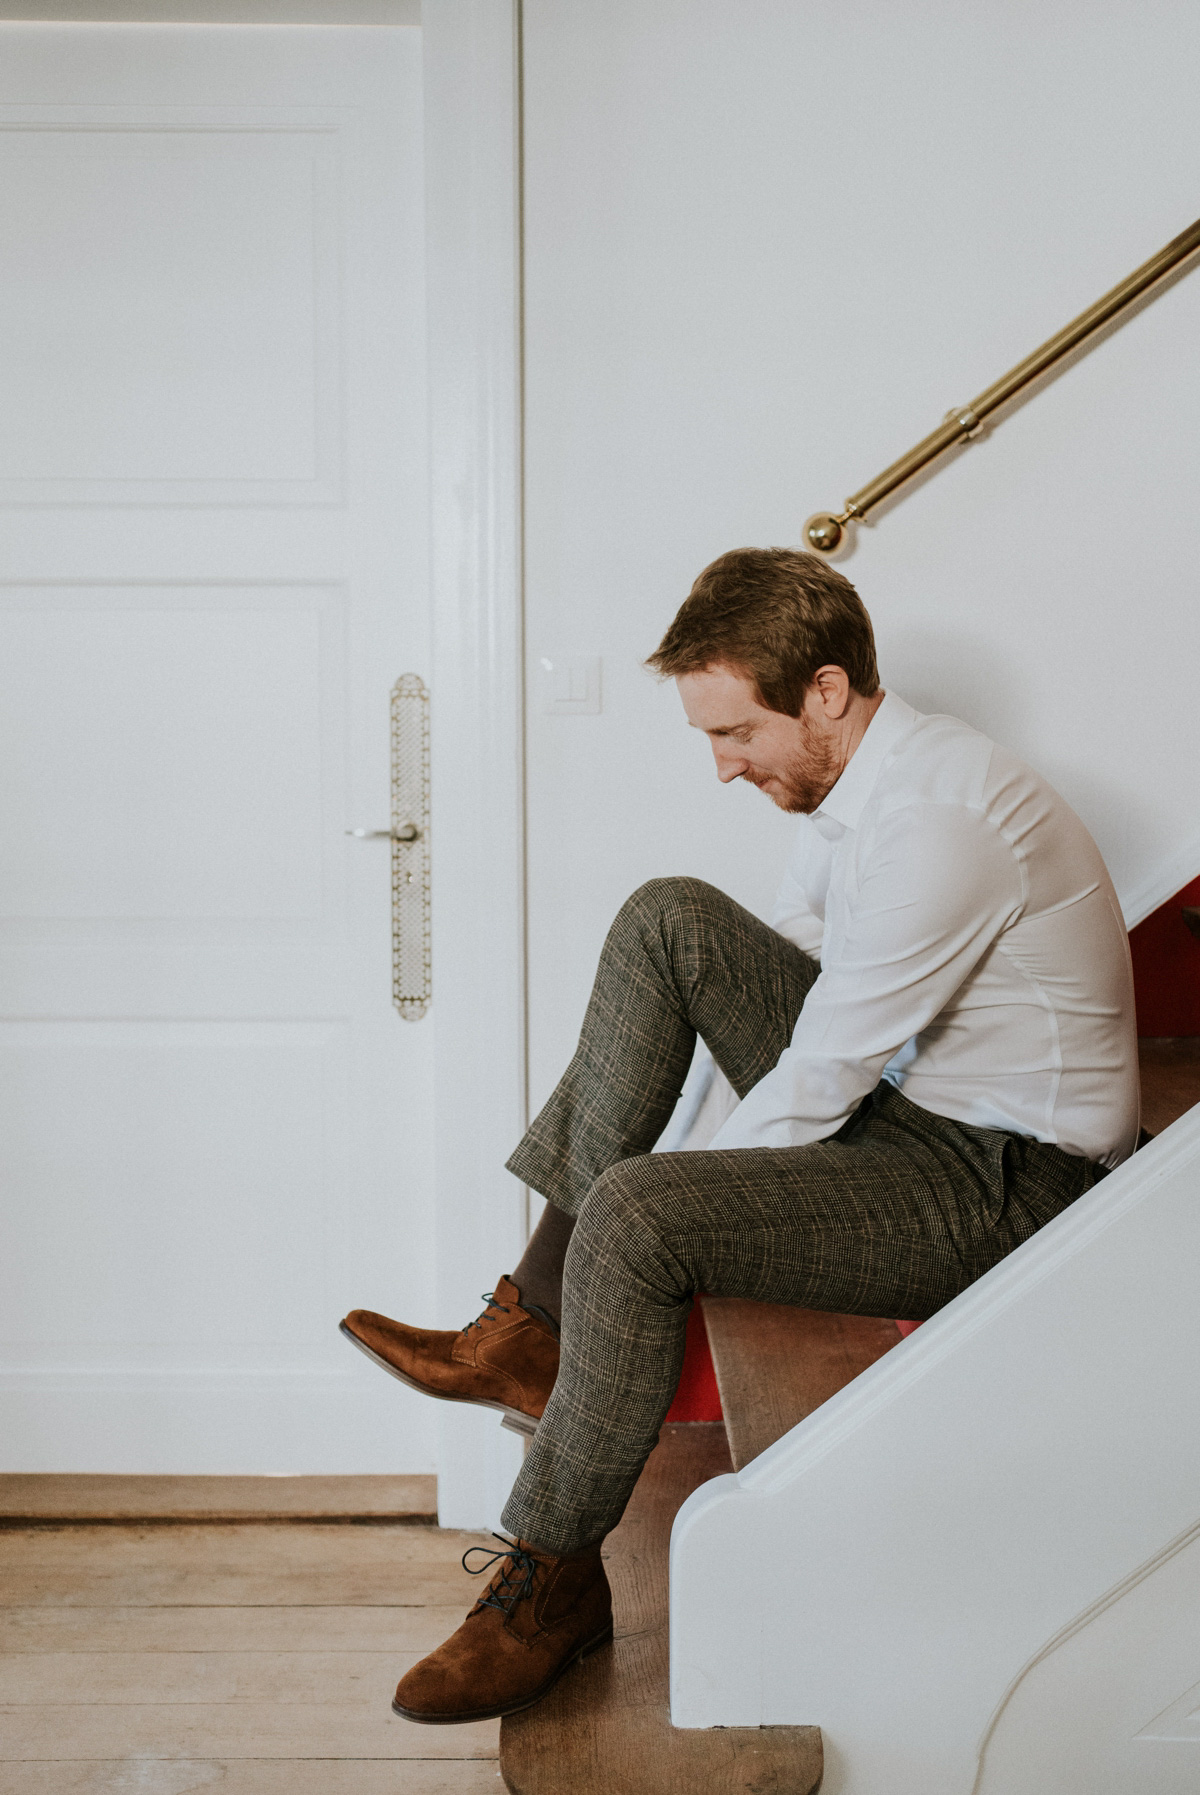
475,1326,556,1396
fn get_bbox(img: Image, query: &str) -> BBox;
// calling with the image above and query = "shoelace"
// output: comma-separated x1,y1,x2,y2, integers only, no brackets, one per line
462,1534,539,1617
461,1291,509,1336
460,1289,561,1342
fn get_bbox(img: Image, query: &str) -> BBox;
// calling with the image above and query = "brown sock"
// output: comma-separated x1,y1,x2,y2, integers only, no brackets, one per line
510,1202,576,1330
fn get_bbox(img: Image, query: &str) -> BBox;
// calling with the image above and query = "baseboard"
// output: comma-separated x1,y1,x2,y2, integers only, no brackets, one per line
0,1372,436,1475
0,1472,437,1523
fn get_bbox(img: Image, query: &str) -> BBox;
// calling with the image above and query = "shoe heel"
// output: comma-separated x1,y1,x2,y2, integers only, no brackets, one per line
500,1411,538,1438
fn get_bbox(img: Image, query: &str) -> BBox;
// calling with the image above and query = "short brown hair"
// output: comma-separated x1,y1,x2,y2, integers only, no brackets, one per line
646,547,879,715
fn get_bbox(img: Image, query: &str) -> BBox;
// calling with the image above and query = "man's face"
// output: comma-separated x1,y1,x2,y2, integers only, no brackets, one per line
675,663,843,815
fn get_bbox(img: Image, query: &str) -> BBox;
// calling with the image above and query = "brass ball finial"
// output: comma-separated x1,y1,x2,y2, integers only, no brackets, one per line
802,512,846,556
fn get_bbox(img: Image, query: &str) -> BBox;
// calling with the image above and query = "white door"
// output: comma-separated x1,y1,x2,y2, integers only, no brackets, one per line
0,22,436,1475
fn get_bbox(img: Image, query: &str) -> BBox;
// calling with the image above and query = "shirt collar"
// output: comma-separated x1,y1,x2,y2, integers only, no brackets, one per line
813,689,919,832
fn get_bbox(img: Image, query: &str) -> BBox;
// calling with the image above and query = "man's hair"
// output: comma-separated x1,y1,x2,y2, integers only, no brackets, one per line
645,547,880,716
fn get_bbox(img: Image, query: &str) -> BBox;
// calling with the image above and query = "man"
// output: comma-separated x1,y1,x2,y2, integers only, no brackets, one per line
342,548,1139,1725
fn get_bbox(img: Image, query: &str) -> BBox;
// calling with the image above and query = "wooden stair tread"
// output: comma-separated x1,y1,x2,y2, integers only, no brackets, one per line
1139,1037,1200,1137
500,1422,821,1795
703,1298,902,1471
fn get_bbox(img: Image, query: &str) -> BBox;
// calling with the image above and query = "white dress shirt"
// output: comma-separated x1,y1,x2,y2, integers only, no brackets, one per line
697,691,1139,1169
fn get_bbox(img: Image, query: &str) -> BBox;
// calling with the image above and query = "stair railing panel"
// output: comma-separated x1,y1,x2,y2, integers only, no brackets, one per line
670,1104,1200,1794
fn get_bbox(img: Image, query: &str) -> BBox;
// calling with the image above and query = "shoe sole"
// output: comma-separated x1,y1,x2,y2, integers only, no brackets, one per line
338,1320,539,1438
390,1622,615,1724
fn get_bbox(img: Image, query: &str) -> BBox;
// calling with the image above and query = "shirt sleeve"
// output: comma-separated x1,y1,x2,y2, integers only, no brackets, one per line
708,801,1023,1151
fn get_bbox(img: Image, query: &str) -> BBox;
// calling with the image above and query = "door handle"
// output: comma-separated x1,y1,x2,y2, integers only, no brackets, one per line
388,674,430,1020
345,678,430,1018
346,824,422,842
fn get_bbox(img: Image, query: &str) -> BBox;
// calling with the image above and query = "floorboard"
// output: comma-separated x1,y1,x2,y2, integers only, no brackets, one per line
2,1702,498,1760
0,1520,491,1615
0,1649,435,1703
0,1523,470,1570
500,1422,821,1795
2,1767,503,1794
0,1567,486,1609
0,1605,467,1654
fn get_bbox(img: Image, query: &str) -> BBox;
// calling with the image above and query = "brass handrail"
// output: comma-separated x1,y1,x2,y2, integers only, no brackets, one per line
804,215,1200,557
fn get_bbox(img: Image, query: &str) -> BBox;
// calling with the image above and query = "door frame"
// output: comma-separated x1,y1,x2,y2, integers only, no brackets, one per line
424,0,528,1527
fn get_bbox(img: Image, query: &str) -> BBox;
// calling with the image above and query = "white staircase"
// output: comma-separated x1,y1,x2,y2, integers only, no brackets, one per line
670,1102,1200,1793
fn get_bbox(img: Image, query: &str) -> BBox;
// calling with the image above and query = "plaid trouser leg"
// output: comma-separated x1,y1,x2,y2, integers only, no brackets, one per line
506,877,820,1214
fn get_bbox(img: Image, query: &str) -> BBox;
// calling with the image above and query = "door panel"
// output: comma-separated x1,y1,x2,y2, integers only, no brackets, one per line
0,1025,336,1348
0,24,432,1474
0,125,338,496
1,591,328,923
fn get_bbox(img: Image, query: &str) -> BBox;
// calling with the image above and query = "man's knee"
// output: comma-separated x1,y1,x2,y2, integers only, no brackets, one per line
569,1157,690,1301
615,876,728,945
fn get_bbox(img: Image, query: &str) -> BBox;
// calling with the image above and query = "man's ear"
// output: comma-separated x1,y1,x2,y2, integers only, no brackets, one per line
809,664,852,720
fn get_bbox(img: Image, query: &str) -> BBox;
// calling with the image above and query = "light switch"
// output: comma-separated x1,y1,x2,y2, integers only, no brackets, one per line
540,654,602,715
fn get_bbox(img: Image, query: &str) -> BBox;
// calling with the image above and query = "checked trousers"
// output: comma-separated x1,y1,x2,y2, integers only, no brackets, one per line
501,877,1100,1554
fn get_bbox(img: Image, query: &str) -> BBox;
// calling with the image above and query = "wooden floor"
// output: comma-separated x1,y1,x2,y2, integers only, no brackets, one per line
0,1517,504,1794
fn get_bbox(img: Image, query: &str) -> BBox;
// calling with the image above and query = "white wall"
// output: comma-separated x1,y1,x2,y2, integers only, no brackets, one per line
521,0,1200,1107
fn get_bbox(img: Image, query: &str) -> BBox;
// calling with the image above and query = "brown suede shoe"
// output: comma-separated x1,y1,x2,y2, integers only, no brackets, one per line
339,1275,559,1436
392,1535,612,1723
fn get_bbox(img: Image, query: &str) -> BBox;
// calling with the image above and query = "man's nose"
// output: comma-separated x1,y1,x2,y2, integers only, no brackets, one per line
711,741,748,784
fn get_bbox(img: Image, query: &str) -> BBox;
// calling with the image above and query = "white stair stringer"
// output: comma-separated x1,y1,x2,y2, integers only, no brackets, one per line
669,1104,1200,1794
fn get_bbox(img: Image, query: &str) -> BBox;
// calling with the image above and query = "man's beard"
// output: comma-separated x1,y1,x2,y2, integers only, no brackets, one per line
742,714,842,814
